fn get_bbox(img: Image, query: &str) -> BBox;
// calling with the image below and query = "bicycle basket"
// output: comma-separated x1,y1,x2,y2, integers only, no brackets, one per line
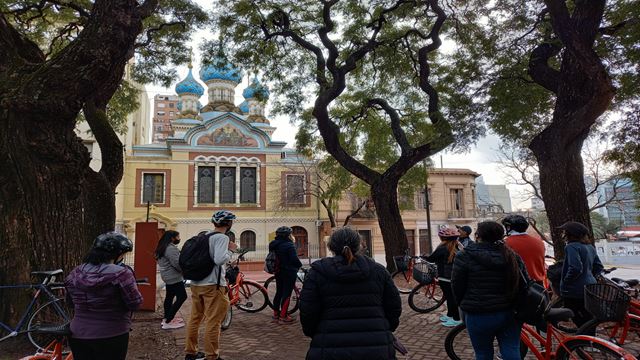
412,262,437,285
226,266,240,285
584,283,630,322
394,256,410,272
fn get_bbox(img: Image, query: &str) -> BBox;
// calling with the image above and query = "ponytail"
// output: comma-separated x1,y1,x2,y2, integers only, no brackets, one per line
342,246,355,265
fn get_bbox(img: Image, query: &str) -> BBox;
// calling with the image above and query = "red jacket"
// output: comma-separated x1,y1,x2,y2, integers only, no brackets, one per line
505,234,546,282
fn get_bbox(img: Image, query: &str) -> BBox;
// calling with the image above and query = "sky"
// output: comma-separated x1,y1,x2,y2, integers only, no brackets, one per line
144,0,533,210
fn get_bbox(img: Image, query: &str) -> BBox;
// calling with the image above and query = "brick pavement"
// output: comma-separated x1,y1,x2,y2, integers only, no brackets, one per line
158,271,455,360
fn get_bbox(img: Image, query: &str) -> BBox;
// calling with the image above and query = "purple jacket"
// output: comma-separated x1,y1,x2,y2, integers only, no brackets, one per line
65,263,143,339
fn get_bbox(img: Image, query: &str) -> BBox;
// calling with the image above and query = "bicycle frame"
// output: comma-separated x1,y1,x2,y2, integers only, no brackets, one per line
520,322,633,360
0,282,66,342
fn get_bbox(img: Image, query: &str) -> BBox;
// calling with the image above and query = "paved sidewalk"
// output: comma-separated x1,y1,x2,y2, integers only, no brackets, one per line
161,271,453,360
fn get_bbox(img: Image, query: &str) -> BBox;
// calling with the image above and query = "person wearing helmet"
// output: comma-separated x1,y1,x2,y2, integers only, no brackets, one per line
64,232,142,360
559,221,604,332
423,226,463,327
185,210,238,360
502,215,546,285
269,226,302,323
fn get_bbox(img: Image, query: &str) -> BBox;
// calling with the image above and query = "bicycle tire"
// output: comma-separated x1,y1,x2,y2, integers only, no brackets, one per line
556,338,631,360
392,270,418,294
235,280,268,313
221,307,232,331
444,322,528,360
408,282,445,313
264,276,301,315
576,316,640,346
27,299,73,352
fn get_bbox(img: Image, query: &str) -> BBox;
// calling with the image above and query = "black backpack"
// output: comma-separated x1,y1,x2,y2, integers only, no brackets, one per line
264,250,278,274
179,231,219,281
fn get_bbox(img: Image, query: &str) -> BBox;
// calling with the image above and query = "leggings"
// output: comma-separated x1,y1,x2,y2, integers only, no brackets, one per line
70,333,129,360
164,281,188,322
273,270,297,317
439,280,460,320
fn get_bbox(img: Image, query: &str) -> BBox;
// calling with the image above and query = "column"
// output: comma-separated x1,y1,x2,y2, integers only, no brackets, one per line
214,164,220,204
235,163,241,205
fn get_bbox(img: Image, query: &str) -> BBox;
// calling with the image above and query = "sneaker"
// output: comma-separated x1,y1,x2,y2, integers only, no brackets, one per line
442,319,463,327
161,319,166,327
279,315,296,324
439,315,452,322
172,316,185,323
162,319,185,330
185,352,206,360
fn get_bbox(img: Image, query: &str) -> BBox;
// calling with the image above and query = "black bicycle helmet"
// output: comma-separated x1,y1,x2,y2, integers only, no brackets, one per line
93,232,133,255
275,226,293,236
501,214,529,233
211,210,236,225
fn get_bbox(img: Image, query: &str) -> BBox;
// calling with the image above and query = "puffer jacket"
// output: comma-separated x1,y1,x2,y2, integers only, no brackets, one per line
300,255,402,360
269,235,302,273
451,242,526,313
424,243,455,280
65,263,142,339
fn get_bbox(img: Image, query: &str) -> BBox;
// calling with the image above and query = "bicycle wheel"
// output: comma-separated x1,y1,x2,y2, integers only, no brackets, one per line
577,316,640,348
221,307,232,331
263,276,301,315
27,299,73,352
235,281,268,313
444,322,528,360
556,339,632,360
392,270,418,294
408,282,445,313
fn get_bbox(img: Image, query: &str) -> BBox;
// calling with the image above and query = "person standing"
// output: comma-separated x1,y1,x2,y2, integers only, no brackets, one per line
502,215,546,285
184,210,238,360
269,226,302,323
559,221,604,330
300,227,401,360
424,227,463,327
456,225,475,247
65,232,143,360
451,221,526,360
155,230,187,330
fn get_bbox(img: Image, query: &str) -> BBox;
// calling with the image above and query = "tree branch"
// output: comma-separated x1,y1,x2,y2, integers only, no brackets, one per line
368,98,411,155
135,21,186,48
83,99,124,189
343,200,367,226
0,13,45,70
527,42,561,93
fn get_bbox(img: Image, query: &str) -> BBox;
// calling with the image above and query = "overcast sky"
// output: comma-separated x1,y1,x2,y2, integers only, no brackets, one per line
145,0,533,209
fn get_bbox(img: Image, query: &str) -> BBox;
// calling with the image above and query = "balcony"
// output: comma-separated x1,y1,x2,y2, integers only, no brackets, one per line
447,210,475,219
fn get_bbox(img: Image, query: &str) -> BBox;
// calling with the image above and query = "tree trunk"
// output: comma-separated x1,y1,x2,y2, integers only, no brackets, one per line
371,178,407,271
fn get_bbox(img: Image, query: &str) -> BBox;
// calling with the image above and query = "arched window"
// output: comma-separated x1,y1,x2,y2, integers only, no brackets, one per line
240,230,256,251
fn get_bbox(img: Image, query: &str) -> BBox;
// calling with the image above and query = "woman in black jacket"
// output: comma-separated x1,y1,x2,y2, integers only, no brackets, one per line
300,227,402,360
269,226,303,323
451,221,525,360
424,227,462,327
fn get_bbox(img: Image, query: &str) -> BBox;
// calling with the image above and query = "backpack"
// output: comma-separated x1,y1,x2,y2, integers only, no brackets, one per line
514,267,549,325
264,250,278,274
179,231,219,281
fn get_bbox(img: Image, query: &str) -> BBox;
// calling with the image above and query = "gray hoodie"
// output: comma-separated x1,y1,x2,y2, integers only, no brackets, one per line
158,243,183,285
191,232,232,287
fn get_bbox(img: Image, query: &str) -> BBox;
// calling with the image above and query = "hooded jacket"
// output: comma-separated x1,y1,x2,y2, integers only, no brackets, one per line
269,235,302,273
65,263,143,339
451,242,525,313
299,255,402,360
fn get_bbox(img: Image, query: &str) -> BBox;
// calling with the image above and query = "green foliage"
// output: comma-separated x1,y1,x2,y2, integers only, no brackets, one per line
591,212,622,240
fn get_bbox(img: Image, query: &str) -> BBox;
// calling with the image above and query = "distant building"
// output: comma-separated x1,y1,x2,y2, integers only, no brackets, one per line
531,174,601,213
152,94,179,142
603,179,640,226
476,176,512,215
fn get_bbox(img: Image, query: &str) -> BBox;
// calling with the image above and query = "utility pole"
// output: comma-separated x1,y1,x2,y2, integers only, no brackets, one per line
423,160,433,254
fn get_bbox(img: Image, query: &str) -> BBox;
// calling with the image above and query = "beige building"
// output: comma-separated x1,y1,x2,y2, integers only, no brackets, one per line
333,168,480,264
152,94,179,143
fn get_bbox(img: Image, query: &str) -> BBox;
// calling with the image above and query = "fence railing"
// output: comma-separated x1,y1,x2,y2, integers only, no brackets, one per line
237,243,322,262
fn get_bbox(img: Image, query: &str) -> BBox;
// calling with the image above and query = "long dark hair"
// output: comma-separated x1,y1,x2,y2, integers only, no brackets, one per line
328,228,361,265
476,221,520,298
155,230,179,260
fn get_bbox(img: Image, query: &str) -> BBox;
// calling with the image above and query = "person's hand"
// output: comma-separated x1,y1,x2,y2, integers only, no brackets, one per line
228,241,238,251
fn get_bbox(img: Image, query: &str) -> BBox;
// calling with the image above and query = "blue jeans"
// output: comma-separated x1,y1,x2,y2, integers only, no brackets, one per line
465,310,522,360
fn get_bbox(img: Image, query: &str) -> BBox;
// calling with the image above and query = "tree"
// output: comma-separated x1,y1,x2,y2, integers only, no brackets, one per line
0,0,207,321
591,211,622,240
215,0,482,268
447,0,639,258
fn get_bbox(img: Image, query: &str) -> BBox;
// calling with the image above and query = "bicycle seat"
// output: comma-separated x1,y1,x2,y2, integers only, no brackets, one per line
31,269,63,277
33,323,71,337
545,307,574,323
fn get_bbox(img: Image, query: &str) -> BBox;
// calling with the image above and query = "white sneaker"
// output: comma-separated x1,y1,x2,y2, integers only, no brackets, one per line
162,318,185,330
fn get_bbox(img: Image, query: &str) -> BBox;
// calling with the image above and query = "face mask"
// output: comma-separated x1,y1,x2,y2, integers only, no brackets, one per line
173,238,180,245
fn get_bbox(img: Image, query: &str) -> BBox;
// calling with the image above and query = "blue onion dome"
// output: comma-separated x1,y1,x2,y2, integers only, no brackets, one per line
239,100,249,113
242,76,270,100
175,65,205,96
199,55,243,83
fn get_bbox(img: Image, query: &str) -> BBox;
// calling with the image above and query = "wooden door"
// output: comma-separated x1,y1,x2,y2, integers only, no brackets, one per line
292,226,308,258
